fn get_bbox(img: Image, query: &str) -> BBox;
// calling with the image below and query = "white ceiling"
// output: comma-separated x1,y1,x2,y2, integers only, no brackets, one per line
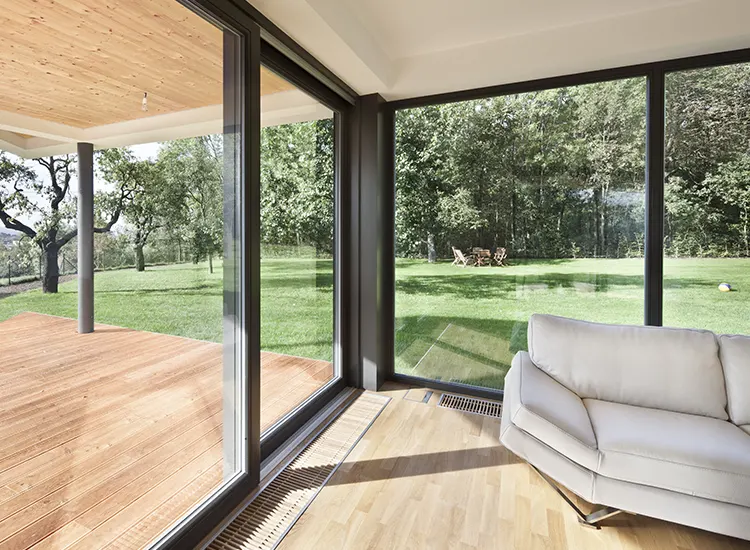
250,0,750,100
346,0,696,59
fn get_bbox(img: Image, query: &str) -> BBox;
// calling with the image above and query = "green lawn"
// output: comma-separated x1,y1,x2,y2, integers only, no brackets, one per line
0,259,334,362
395,258,750,389
1,257,747,391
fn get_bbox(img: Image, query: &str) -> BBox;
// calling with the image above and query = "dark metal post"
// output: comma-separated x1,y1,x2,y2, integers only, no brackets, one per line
381,106,395,383
344,104,362,389
356,94,391,391
645,70,665,326
77,142,95,334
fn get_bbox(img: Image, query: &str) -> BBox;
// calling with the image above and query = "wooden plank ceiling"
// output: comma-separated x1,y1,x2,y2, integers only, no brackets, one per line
0,0,294,129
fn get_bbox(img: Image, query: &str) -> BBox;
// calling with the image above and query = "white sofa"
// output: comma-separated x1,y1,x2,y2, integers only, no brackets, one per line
500,314,750,541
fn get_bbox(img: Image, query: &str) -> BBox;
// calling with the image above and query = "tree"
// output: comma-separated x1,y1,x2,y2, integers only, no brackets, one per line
574,79,646,257
664,64,750,256
159,136,223,273
705,154,750,257
259,119,335,256
395,106,449,261
99,149,184,271
393,79,650,261
0,152,128,292
437,188,488,242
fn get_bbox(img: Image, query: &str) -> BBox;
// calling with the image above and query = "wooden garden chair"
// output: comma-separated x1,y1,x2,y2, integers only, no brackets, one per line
493,247,508,266
473,247,491,266
452,246,472,267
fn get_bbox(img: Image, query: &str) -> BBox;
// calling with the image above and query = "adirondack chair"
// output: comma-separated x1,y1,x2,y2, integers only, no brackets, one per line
452,246,472,267
493,247,508,266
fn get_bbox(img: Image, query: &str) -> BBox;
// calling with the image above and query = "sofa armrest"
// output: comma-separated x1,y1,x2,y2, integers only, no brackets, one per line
504,351,599,470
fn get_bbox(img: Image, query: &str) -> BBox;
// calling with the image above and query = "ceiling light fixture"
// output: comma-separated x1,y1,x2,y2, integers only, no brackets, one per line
142,92,148,112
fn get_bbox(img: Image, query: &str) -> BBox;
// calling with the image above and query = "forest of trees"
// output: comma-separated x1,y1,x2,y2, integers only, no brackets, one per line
396,63,750,260
0,119,335,291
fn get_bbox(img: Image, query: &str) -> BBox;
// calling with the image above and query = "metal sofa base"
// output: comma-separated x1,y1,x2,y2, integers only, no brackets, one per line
530,465,623,529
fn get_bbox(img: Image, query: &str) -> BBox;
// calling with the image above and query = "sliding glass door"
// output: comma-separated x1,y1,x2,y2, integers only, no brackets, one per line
151,2,348,547
258,66,340,437
115,2,259,547
0,1,261,548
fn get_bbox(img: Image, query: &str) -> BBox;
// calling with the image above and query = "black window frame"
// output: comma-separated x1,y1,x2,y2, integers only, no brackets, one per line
383,47,750,401
257,41,354,459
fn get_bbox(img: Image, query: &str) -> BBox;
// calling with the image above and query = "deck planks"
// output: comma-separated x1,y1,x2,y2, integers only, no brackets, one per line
0,312,334,550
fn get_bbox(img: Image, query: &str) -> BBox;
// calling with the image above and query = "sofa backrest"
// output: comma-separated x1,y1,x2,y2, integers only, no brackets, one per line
527,314,728,420
718,334,750,425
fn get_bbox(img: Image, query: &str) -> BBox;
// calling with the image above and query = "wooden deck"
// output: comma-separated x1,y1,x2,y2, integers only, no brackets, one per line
0,312,334,550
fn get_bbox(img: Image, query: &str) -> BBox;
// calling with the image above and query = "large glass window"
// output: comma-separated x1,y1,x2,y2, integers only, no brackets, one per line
259,68,338,434
395,78,647,390
664,63,750,333
0,2,248,547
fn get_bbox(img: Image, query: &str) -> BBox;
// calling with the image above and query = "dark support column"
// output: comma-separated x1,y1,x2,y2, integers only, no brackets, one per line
381,106,395,385
645,70,665,326
354,94,393,391
77,143,95,334
340,108,361,389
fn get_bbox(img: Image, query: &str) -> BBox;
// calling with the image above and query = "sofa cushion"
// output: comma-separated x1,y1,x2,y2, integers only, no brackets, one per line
586,399,750,507
528,314,728,419
505,351,598,471
742,426,750,436
719,334,750,425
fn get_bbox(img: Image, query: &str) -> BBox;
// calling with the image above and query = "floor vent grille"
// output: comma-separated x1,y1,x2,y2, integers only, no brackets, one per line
438,392,502,418
208,392,389,550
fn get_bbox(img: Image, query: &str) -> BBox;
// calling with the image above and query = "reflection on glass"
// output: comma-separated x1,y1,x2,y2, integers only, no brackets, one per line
260,67,336,433
394,79,647,390
664,63,750,334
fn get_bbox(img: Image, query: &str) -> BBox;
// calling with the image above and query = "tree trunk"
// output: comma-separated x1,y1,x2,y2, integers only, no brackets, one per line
743,207,749,258
511,191,517,250
593,188,602,257
42,244,60,293
600,183,609,257
427,233,437,263
208,253,214,274
135,244,145,272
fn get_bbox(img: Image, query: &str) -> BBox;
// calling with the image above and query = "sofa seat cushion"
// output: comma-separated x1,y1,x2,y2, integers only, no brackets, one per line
586,399,750,507
506,351,598,471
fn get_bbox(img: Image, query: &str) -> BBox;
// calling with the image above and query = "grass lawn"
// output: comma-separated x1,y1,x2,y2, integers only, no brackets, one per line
1,257,747,391
0,259,334,362
395,257,750,390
